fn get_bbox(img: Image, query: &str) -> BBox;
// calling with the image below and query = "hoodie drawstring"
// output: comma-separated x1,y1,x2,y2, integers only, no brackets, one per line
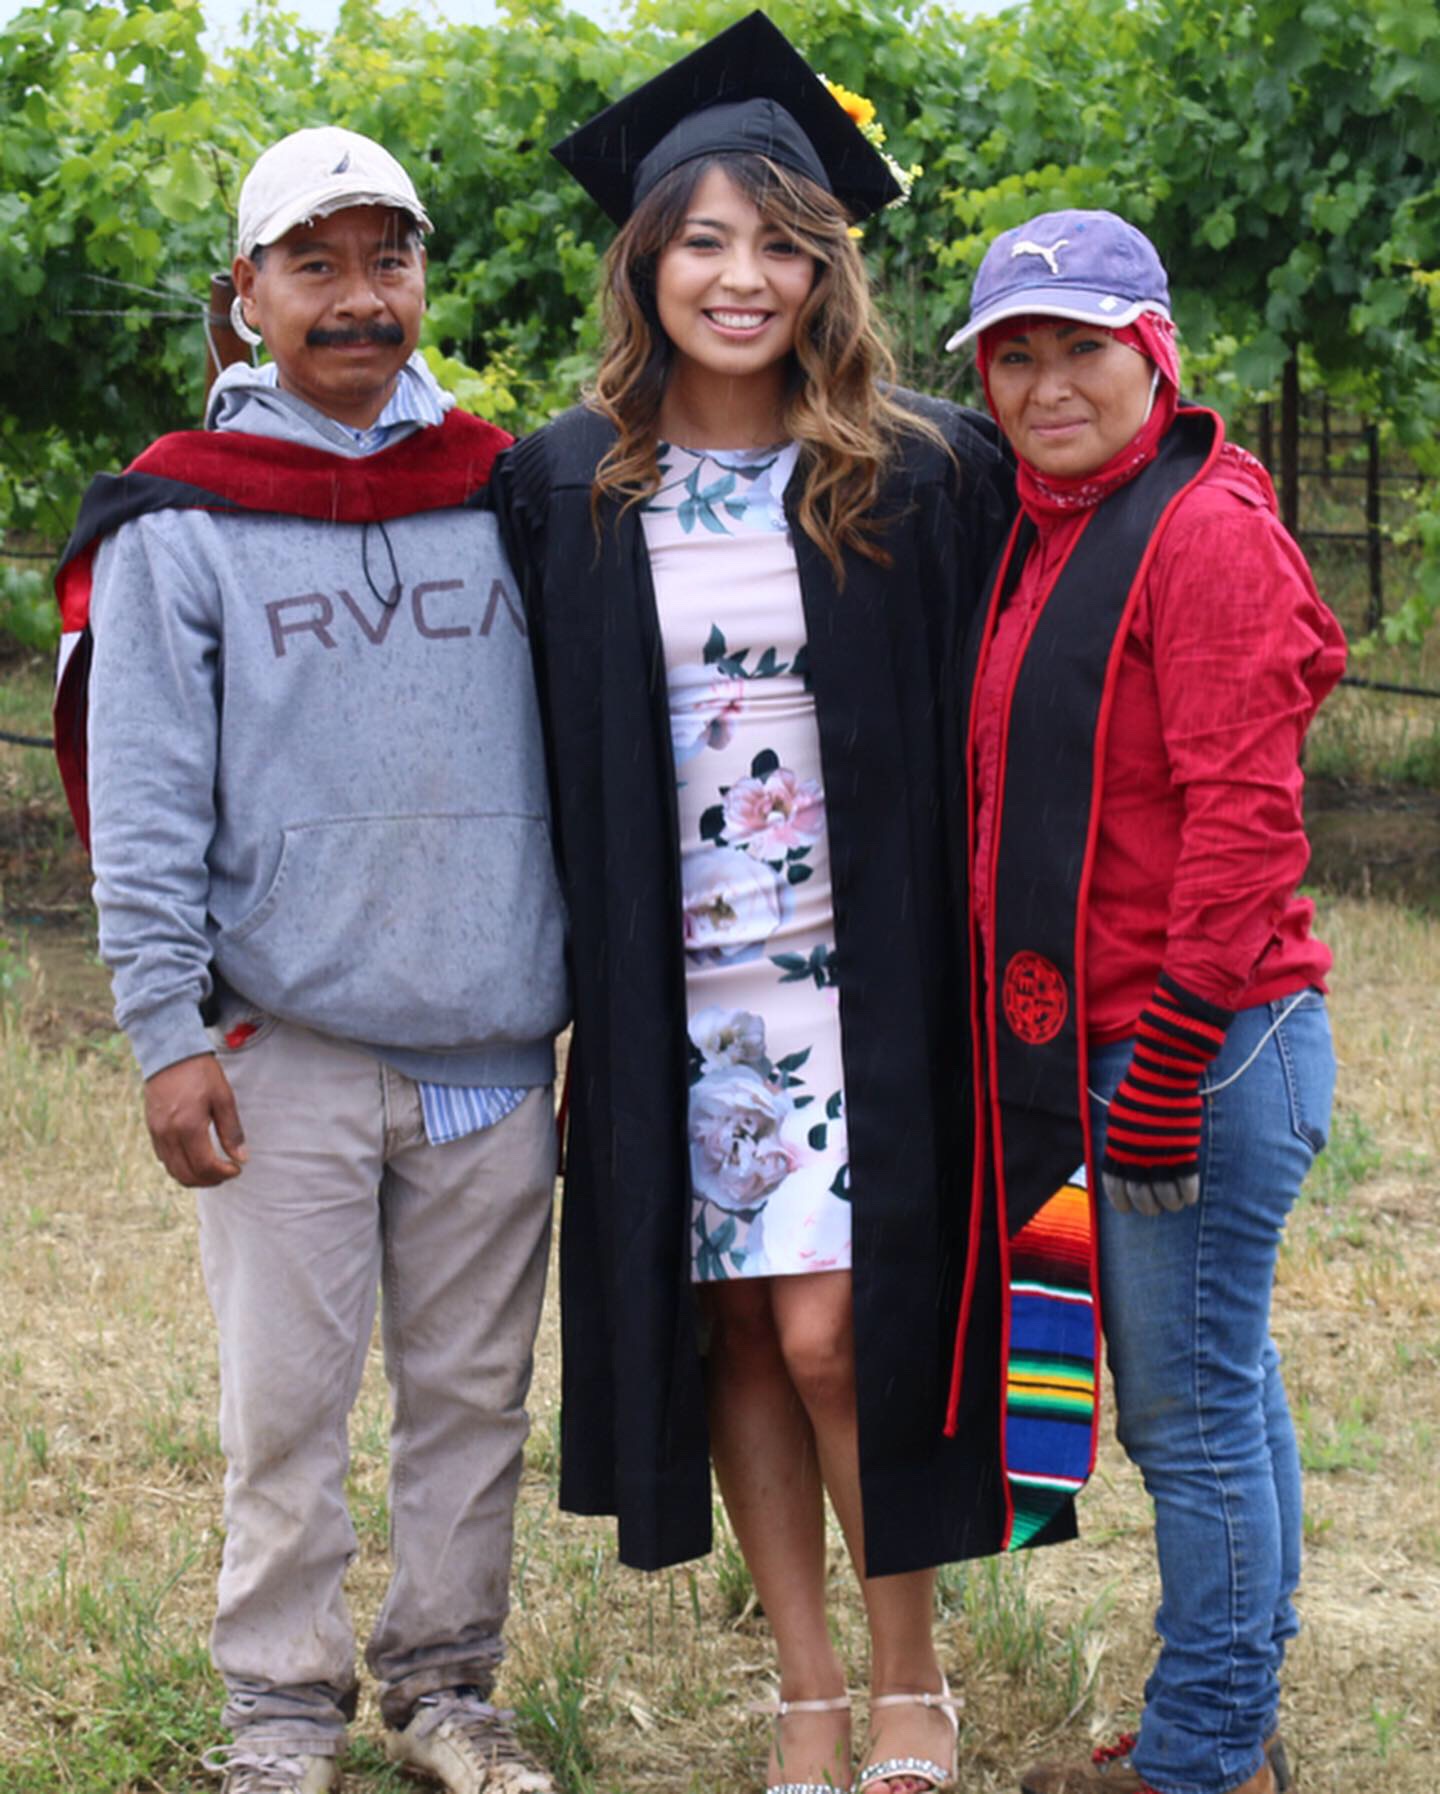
362,518,402,607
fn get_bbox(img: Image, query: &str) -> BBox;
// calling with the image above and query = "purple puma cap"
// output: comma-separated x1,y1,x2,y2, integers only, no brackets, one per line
945,208,1171,352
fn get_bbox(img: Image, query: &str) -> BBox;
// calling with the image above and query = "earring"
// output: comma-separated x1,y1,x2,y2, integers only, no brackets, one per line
229,293,264,346
1141,365,1161,425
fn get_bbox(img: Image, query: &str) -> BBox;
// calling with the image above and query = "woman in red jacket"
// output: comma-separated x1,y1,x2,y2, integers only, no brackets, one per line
945,210,1346,1794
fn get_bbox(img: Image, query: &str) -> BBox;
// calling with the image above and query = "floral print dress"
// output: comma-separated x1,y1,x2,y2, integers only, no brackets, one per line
642,442,850,1282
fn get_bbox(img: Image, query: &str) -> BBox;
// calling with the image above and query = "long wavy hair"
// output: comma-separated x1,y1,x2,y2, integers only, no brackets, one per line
588,151,942,577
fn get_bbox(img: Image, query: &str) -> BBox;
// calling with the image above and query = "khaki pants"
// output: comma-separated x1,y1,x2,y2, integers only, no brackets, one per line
195,1017,555,1753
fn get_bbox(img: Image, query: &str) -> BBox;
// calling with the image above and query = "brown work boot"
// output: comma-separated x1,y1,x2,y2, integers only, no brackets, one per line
1265,1736,1292,1793
1021,1735,1289,1794
1020,1732,1143,1794
1227,1764,1277,1794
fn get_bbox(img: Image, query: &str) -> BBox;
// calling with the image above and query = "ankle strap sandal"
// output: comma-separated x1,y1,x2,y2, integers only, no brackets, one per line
857,1679,960,1794
749,1692,854,1794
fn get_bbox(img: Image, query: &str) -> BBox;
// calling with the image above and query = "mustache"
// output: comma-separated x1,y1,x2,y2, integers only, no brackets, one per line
306,322,406,348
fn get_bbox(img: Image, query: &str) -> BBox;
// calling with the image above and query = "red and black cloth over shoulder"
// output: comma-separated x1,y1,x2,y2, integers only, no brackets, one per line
52,409,511,847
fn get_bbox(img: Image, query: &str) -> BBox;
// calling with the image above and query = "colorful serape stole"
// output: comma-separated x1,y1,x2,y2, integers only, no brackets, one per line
1003,1170,1097,1548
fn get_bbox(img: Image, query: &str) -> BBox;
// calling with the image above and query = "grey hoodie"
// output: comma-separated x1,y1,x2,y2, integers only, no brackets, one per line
88,359,568,1083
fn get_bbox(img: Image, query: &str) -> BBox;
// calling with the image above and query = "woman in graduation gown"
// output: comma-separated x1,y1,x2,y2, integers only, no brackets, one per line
943,212,1345,1794
493,16,1028,1792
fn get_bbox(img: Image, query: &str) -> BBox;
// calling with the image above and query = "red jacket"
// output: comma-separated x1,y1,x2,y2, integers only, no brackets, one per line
972,442,1346,1041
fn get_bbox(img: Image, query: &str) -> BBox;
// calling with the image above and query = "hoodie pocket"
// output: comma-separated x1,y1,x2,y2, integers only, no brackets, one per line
217,811,569,1050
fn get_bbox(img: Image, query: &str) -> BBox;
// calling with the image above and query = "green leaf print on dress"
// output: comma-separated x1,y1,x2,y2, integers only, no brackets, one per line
700,624,801,683
644,442,795,538
770,944,839,989
806,1089,845,1154
672,628,800,768
678,470,738,534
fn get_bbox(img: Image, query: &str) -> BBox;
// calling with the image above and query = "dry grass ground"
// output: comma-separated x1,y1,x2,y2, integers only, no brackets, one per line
2,656,1438,1793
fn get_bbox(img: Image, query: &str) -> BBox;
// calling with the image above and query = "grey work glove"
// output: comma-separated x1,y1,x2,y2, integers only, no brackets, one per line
1101,1170,1200,1216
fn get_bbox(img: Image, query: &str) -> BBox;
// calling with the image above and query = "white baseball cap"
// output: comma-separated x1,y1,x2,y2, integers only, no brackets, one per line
236,125,433,259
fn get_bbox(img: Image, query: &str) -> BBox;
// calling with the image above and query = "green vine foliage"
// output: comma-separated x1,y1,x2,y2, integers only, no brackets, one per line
2,0,1438,643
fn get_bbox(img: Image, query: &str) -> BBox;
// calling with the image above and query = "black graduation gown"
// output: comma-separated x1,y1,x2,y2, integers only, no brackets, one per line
491,391,1024,1574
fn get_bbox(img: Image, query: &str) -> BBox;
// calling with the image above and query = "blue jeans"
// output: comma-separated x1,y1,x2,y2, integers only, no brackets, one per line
1089,992,1335,1794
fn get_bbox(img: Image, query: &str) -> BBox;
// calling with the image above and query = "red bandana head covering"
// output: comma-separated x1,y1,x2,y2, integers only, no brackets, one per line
977,310,1181,524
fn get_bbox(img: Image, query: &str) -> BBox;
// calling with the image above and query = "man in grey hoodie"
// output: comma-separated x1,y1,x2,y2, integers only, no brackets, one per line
76,127,569,1794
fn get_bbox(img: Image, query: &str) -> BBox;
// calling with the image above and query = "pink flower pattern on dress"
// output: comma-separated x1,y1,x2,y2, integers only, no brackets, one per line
690,1005,767,1070
643,441,849,1281
682,847,783,956
723,768,825,860
669,667,747,762
689,1065,802,1212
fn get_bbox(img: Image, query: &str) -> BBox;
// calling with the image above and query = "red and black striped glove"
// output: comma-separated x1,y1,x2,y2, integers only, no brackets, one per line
1101,972,1234,1216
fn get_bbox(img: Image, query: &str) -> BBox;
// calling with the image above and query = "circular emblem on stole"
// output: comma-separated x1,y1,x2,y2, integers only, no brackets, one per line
1002,950,1068,1045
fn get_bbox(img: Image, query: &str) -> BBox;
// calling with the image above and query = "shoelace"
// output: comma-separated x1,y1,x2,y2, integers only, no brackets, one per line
200,1746,316,1792
423,1694,534,1765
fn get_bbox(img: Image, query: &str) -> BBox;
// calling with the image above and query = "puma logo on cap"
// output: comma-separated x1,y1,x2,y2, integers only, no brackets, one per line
1011,237,1068,276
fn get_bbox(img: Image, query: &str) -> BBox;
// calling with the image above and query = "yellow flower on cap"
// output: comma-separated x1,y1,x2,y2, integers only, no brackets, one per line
820,74,920,209
824,78,877,132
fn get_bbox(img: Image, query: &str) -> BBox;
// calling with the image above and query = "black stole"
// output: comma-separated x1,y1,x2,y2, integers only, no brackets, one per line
946,406,1221,1548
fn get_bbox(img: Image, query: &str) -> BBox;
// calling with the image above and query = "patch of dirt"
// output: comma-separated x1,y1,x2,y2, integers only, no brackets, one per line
1305,777,1440,911
0,796,92,914
12,921,115,1046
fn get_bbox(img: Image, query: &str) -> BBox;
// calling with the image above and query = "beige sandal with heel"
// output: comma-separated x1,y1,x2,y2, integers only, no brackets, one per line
857,1679,959,1794
750,1692,854,1794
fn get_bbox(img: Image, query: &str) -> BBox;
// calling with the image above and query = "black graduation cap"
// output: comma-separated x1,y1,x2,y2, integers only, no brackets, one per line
551,11,902,226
